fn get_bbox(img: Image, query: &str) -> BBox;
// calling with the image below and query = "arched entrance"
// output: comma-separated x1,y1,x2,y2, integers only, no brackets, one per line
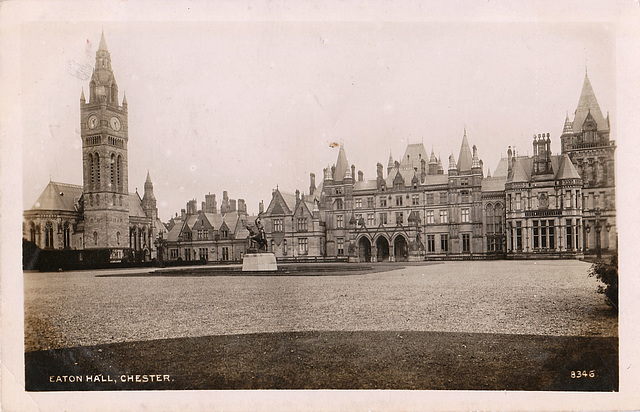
358,237,371,262
394,235,408,262
375,236,389,262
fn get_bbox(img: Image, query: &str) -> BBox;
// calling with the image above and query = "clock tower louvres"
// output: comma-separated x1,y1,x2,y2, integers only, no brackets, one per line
81,31,130,250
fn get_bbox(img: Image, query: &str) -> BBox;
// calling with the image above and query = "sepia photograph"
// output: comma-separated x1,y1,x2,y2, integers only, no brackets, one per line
2,1,640,411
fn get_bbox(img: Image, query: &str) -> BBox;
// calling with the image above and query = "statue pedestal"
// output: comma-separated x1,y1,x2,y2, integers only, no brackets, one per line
242,253,278,272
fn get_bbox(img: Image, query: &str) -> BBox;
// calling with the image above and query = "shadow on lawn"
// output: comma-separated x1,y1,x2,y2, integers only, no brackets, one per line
25,331,617,391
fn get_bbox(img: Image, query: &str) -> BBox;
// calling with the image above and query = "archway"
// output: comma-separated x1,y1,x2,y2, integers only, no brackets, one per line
375,236,389,262
394,235,408,262
358,237,371,262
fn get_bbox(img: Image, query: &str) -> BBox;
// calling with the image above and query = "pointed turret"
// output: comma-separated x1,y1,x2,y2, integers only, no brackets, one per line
448,153,457,174
98,29,108,52
142,170,158,220
487,167,491,178
562,112,572,134
122,91,127,107
387,151,394,175
457,129,473,171
437,156,444,174
428,147,438,175
471,144,481,170
573,71,608,133
333,143,350,181
80,88,86,103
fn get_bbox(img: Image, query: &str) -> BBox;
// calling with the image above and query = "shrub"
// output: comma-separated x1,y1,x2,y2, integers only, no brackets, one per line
588,253,618,312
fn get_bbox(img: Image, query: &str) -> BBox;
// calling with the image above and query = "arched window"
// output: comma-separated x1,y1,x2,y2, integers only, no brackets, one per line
335,199,343,210
93,232,98,245
119,195,123,206
45,222,54,248
96,194,100,206
117,155,122,191
485,204,494,233
63,222,70,248
283,239,287,255
110,153,116,190
89,153,94,187
29,222,36,243
116,231,120,245
94,153,100,188
494,203,503,233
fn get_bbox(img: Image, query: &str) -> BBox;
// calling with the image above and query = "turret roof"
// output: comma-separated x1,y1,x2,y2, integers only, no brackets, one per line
573,73,608,133
333,144,350,181
556,154,582,180
457,131,473,171
400,143,428,171
98,30,108,52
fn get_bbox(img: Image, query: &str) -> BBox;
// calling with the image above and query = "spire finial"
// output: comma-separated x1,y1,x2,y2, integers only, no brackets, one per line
98,29,108,52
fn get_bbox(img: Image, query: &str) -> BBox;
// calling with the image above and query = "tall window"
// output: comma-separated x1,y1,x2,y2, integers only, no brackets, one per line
273,219,283,232
379,213,387,225
412,194,420,205
516,221,522,250
395,196,403,206
222,247,229,261
116,231,120,245
89,153,95,188
426,210,434,224
462,233,470,252
283,239,287,255
461,208,470,223
297,218,308,231
440,210,448,223
29,222,36,243
93,231,98,246
440,234,449,252
110,153,116,189
117,155,122,191
335,199,344,210
298,238,308,254
94,153,100,188
337,238,344,255
566,219,573,249
45,222,54,248
461,190,469,203
516,193,521,210
548,220,555,249
427,235,435,253
63,222,70,248
336,215,344,228
367,197,374,208
380,197,387,207
440,192,448,204
486,204,494,233
494,204,503,232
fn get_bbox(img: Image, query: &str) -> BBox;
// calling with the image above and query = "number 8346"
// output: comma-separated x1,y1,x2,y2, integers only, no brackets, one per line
571,370,596,378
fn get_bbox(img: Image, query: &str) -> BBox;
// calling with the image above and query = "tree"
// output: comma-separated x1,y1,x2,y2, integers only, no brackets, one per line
588,253,618,312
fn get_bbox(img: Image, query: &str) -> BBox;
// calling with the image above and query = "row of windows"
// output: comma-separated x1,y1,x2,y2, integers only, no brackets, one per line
271,218,311,232
508,219,579,251
507,190,580,211
88,152,123,191
335,208,478,227
350,191,476,210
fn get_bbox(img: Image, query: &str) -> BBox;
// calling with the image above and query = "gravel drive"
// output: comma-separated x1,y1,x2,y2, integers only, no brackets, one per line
24,260,617,352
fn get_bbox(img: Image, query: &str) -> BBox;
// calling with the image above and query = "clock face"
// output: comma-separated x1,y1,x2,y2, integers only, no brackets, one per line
110,117,121,131
87,115,98,129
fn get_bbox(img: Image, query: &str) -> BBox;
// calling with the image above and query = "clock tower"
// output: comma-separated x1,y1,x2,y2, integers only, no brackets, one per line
81,31,130,250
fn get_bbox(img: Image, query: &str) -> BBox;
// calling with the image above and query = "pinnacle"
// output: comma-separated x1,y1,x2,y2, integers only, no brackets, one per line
98,30,108,52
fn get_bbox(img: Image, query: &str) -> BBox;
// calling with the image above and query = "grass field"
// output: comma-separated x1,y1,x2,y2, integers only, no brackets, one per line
24,260,618,391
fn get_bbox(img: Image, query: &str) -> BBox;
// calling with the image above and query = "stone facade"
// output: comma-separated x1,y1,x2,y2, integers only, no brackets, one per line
23,32,165,263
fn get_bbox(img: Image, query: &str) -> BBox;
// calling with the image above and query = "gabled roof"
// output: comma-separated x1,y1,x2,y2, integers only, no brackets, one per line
128,193,147,218
265,189,293,216
555,154,582,180
400,143,428,171
482,177,506,192
457,132,473,171
166,223,183,242
29,181,82,212
493,157,509,178
385,167,417,187
202,212,224,230
573,73,608,133
508,158,531,183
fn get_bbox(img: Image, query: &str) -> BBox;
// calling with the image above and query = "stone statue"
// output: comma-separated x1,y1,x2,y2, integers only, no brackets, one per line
246,217,268,253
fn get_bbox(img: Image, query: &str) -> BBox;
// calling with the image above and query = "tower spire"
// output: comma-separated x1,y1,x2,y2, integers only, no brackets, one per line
98,29,108,52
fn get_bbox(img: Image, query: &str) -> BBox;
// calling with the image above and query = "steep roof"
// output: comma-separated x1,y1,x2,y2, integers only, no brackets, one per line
493,157,509,178
400,143,428,171
573,73,608,133
555,154,582,180
353,180,378,191
98,30,108,51
333,144,350,181
457,131,473,171
166,223,183,242
482,177,506,192
508,158,531,183
128,193,147,218
29,181,82,212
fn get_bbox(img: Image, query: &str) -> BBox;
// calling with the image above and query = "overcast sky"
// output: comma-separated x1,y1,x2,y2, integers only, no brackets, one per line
20,13,616,221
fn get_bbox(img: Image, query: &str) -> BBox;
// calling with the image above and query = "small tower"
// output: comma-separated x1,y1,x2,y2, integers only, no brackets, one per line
448,154,458,176
387,151,394,175
532,133,552,175
142,171,159,257
428,148,438,175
